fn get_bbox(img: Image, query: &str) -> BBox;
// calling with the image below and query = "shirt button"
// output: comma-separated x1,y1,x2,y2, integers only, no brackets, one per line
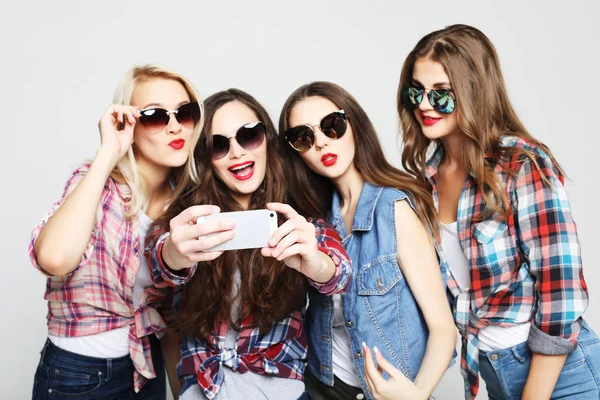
346,320,353,327
356,395,365,400
354,352,361,359
490,354,498,361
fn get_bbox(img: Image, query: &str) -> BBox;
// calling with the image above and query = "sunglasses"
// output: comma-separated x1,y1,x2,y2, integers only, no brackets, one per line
211,121,266,160
138,102,201,133
401,87,455,114
284,110,347,152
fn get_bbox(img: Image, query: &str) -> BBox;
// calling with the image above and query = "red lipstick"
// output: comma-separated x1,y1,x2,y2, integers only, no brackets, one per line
169,139,185,150
321,153,337,167
228,161,255,181
421,114,442,127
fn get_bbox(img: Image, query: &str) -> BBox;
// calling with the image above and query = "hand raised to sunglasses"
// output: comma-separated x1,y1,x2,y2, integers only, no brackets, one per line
161,205,236,271
261,202,335,284
97,104,140,165
362,343,429,400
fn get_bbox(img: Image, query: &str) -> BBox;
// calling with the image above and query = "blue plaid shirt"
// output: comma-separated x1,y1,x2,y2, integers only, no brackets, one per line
426,136,588,399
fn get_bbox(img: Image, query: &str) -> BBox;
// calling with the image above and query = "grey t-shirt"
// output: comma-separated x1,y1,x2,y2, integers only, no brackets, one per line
180,269,305,400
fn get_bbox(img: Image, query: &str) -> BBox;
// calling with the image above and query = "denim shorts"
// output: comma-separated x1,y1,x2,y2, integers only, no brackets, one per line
479,320,600,400
32,335,165,399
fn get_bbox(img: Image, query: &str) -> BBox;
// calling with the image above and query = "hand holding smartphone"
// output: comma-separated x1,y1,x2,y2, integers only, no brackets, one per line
197,209,278,251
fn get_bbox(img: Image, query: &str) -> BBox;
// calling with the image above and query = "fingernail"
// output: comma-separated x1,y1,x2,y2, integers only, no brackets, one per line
373,346,379,354
272,249,278,257
226,221,234,228
228,231,235,238
362,341,367,348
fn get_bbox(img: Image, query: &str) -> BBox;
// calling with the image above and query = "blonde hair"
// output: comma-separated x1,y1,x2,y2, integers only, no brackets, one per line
111,64,204,218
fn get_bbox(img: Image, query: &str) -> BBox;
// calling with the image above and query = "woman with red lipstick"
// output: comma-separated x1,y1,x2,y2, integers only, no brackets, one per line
397,24,600,400
278,81,456,400
28,64,203,399
148,88,351,400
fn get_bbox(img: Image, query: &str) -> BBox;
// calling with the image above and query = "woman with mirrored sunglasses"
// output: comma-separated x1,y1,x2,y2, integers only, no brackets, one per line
397,24,600,400
279,81,456,400
147,88,351,400
28,64,204,399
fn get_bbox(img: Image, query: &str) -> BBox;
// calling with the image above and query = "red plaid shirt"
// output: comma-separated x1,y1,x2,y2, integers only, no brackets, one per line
28,165,170,392
149,219,352,399
426,137,588,399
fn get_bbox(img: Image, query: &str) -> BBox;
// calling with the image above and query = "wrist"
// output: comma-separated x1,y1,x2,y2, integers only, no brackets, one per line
161,237,181,271
95,146,121,172
309,254,333,283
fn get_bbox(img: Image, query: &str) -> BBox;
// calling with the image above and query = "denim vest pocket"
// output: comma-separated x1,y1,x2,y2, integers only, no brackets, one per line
357,254,402,296
473,219,508,244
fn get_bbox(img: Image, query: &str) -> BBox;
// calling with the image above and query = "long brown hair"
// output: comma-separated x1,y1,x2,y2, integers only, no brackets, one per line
154,89,307,338
279,81,439,236
398,24,562,220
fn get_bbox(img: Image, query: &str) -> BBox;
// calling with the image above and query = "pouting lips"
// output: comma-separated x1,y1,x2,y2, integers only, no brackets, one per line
321,153,337,167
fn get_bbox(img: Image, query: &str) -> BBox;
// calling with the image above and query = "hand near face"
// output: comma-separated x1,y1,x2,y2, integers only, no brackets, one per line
97,104,140,163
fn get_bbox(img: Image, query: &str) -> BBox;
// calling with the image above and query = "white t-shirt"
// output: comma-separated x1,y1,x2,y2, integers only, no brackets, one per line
441,221,530,352
331,294,362,387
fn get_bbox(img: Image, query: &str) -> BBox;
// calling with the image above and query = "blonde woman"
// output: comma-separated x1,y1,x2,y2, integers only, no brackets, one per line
28,65,203,399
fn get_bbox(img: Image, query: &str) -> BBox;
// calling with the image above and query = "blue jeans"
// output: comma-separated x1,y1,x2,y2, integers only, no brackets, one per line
32,336,166,399
479,321,600,399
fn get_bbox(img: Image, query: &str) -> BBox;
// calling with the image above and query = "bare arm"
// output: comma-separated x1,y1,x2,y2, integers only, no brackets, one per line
34,105,138,276
521,353,567,400
394,200,456,397
362,200,456,400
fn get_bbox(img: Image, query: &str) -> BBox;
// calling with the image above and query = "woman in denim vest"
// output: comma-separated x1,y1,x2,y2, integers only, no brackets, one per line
397,24,600,399
278,82,457,400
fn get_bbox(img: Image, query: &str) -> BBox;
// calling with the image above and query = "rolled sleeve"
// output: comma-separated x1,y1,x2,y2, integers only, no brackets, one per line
513,154,588,354
148,231,197,288
307,218,351,295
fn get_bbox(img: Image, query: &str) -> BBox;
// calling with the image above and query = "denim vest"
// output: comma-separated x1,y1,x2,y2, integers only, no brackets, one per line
306,182,446,399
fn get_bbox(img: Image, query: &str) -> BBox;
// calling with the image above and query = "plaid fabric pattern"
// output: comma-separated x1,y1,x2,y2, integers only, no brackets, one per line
28,165,170,392
150,219,351,399
425,137,588,399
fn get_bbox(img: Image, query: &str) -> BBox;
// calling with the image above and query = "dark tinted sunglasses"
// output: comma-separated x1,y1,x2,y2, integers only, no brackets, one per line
284,110,347,152
138,102,201,133
211,121,266,160
401,87,455,114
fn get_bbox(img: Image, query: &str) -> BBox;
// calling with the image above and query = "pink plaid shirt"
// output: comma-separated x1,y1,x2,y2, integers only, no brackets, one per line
28,165,170,392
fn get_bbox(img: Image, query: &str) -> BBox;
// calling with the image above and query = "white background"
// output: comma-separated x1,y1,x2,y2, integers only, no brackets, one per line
1,1,599,399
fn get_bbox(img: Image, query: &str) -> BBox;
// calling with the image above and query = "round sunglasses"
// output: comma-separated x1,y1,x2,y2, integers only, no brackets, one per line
401,87,455,114
211,121,266,160
284,110,347,152
138,102,201,134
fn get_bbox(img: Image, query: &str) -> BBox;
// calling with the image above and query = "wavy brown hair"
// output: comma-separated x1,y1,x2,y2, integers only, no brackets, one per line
279,81,439,237
154,89,307,338
398,24,562,220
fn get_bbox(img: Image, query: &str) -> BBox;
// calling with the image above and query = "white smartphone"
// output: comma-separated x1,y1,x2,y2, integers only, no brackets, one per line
196,209,278,251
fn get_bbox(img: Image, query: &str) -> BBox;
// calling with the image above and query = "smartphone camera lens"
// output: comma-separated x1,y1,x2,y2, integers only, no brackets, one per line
270,213,274,217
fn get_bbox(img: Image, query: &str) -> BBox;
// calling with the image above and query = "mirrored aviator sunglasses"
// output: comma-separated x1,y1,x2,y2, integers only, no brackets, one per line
401,86,455,114
211,121,266,160
138,102,201,133
284,110,347,152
